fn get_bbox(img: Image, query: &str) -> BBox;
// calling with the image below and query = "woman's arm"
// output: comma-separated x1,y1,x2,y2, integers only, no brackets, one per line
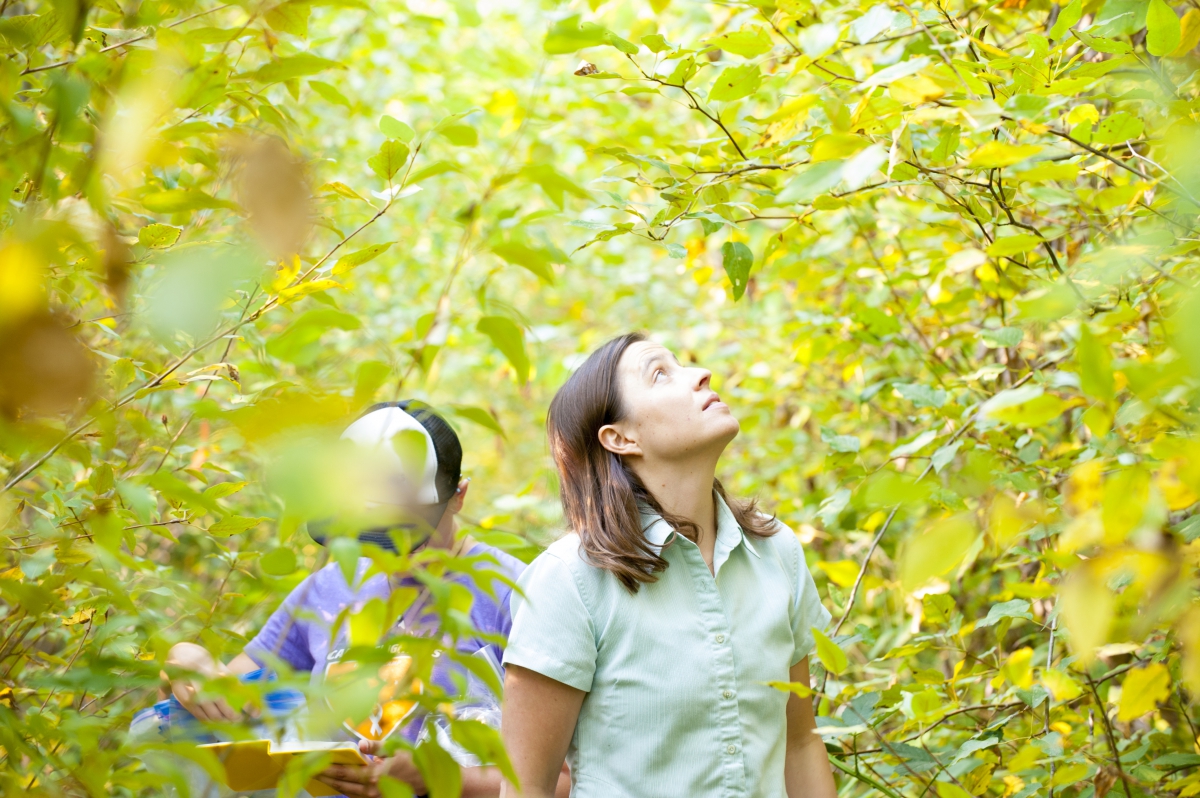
500,664,586,798
784,657,838,798
162,642,260,720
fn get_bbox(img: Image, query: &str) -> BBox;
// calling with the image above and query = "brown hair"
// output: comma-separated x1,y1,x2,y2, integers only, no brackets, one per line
546,332,777,592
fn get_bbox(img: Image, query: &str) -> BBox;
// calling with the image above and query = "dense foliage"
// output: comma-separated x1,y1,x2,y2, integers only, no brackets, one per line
3,0,1200,794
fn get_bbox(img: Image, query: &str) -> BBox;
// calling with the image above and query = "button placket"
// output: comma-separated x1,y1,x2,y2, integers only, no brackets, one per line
678,543,746,796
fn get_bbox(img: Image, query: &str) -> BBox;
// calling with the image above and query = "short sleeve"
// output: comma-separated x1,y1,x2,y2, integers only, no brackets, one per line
502,552,597,692
245,577,318,672
789,535,833,666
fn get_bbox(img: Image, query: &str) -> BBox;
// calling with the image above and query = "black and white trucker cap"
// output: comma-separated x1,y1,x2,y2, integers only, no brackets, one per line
310,401,463,551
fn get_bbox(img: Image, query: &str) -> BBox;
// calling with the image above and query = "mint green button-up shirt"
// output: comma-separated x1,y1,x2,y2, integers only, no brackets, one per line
503,495,831,798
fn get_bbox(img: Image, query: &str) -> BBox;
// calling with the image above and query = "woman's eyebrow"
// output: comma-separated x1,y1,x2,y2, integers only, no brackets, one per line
640,352,669,376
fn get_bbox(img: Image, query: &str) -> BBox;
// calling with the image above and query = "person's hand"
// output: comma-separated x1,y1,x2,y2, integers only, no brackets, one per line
164,642,240,722
314,739,429,798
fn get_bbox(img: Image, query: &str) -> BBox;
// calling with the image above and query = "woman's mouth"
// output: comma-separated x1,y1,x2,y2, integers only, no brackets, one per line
703,394,725,411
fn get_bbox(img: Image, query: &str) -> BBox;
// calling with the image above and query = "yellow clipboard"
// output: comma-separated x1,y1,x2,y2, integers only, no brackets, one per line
198,739,370,796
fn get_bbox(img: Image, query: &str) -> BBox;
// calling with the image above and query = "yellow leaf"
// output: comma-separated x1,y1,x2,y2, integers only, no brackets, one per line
968,142,1043,168
1067,103,1100,126
0,239,45,320
62,607,95,626
1169,9,1200,57
1001,647,1034,688
278,278,342,303
1059,567,1113,665
816,559,861,587
970,36,1009,57
1002,775,1025,797
1042,668,1083,701
889,74,944,105
900,514,979,591
1066,459,1104,514
1052,763,1090,787
811,134,870,162
1117,663,1170,721
0,567,23,581
1157,458,1198,510
766,680,814,698
812,626,848,674
1101,467,1149,544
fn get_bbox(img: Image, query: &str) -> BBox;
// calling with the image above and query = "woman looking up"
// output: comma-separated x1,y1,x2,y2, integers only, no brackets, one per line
500,333,838,798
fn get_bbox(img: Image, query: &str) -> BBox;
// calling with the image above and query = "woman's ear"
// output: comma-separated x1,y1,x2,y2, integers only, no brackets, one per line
598,424,642,457
450,477,470,513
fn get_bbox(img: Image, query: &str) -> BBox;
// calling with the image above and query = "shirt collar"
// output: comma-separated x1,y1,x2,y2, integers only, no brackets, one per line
640,492,760,572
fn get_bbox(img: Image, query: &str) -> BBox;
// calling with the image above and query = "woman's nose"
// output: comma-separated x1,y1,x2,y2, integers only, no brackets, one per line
694,368,712,389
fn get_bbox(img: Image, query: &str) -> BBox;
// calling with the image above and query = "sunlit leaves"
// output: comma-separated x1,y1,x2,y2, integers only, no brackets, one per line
899,515,978,591
239,53,341,83
138,224,182,248
709,64,761,103
369,140,410,182
1146,0,1183,56
813,627,848,674
332,243,395,276
1118,663,1170,721
476,316,529,384
720,241,752,300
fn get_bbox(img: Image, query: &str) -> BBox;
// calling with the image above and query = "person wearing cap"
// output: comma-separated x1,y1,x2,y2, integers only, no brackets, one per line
164,401,553,797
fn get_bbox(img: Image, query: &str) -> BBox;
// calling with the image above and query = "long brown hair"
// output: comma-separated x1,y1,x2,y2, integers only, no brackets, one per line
546,332,777,592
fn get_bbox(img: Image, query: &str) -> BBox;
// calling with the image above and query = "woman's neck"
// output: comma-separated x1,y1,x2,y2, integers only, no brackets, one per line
632,455,719,545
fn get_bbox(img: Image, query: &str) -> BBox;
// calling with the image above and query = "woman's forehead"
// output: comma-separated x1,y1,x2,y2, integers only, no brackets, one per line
620,341,675,372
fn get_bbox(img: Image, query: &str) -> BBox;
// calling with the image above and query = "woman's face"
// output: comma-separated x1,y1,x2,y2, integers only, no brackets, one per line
600,340,740,462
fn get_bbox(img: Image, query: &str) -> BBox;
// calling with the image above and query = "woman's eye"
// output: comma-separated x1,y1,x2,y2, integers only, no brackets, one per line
653,369,665,383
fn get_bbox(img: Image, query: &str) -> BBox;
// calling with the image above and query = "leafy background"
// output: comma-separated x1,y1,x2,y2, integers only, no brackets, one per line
3,0,1200,794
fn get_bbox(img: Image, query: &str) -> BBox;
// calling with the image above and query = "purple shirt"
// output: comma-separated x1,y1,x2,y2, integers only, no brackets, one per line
245,542,524,739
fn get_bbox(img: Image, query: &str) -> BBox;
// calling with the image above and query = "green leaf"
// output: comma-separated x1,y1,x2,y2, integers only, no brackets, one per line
310,80,351,107
477,316,530,384
1146,0,1182,56
438,123,478,147
980,327,1023,348
543,15,610,54
142,190,238,214
208,515,269,537
202,480,247,500
1049,0,1082,39
1092,111,1144,145
519,164,590,207
821,428,861,453
332,243,394,276
138,224,182,249
987,233,1043,257
414,741,463,798
1078,325,1114,402
240,53,342,83
264,1,310,36
641,33,672,52
490,241,561,283
707,27,773,58
380,115,415,142
89,463,114,494
369,140,410,181
449,720,518,783
900,514,978,591
451,405,505,437
810,134,870,163
709,64,761,103
721,241,753,300
260,547,297,576
812,627,848,674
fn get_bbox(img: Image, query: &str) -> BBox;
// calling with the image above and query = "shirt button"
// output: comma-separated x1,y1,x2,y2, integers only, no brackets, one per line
715,634,725,644
723,690,734,699
726,744,737,755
